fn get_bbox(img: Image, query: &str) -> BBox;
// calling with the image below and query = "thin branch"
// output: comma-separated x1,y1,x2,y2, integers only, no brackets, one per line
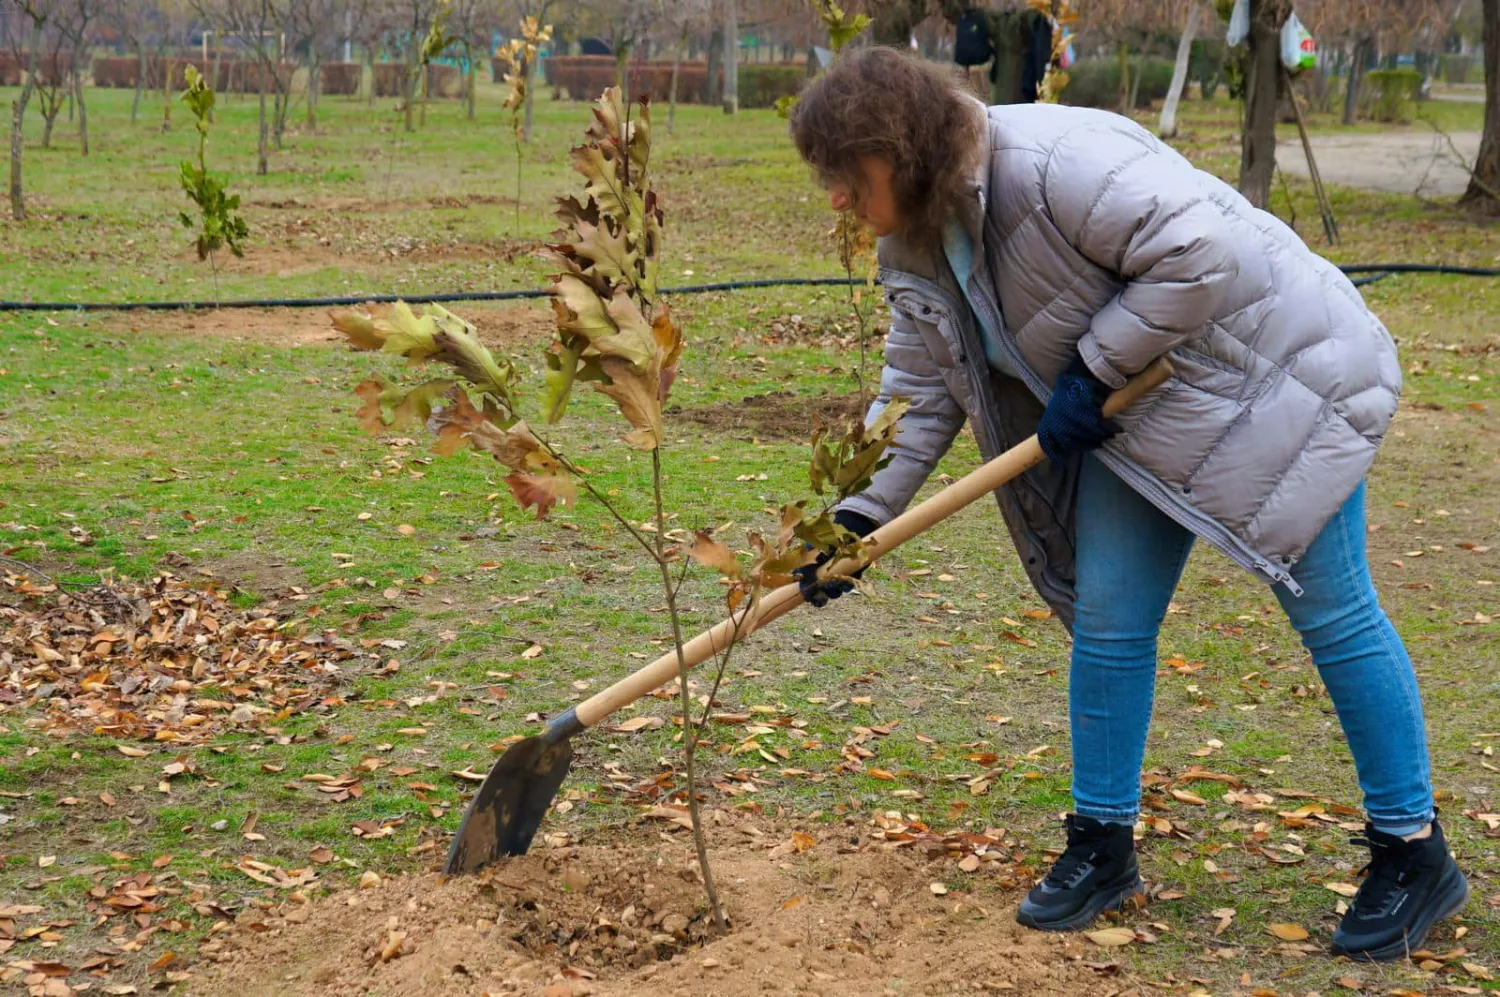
536,436,658,560
694,579,762,732
1421,113,1500,203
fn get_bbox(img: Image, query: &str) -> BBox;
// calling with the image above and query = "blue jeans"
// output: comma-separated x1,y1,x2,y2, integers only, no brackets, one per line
1069,455,1435,834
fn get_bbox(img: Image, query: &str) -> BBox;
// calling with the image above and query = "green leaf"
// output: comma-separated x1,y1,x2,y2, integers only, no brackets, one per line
541,340,584,424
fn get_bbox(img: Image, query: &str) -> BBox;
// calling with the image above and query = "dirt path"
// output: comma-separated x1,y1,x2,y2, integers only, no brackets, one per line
1280,129,1483,198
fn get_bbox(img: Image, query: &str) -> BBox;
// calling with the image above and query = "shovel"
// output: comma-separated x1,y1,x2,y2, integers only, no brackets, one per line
442,358,1174,875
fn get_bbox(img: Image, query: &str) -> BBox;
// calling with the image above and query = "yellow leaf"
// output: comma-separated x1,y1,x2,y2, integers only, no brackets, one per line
1170,789,1207,805
1268,922,1309,941
1085,927,1136,947
791,831,816,853
1323,882,1359,897
521,643,544,659
116,745,149,758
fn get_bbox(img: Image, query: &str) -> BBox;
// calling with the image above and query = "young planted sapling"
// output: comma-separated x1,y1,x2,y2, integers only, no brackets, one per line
497,17,554,233
177,66,248,299
330,88,907,932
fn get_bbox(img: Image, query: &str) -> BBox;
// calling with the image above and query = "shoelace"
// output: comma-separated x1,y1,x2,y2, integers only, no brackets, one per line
1349,836,1413,916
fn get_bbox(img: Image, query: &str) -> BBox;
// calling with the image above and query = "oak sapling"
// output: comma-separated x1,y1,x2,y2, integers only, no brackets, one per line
331,88,907,931
497,17,553,233
177,66,249,300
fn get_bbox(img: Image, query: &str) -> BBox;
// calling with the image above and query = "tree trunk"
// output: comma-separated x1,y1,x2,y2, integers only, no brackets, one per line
1128,54,1144,110
273,90,286,148
1343,36,1371,125
9,100,23,221
41,106,59,148
75,67,88,155
404,63,416,131
367,47,378,106
420,64,428,128
1239,0,1290,208
1461,0,1500,210
722,0,739,115
706,27,722,105
1160,4,1201,138
1117,40,1131,114
668,28,684,135
870,0,917,46
464,41,476,121
131,43,146,124
308,58,320,128
258,85,269,175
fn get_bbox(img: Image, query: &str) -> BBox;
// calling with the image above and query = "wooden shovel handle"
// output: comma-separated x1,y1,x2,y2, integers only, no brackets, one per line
574,358,1174,729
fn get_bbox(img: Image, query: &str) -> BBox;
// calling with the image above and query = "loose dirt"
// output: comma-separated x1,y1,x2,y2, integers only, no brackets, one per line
103,304,557,350
672,392,868,443
192,823,1130,997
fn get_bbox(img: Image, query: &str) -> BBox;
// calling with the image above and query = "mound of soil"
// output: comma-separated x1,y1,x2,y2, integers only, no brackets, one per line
191,827,1125,997
672,392,867,443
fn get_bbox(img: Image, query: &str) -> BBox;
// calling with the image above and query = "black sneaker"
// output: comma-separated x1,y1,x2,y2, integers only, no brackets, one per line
1016,814,1143,931
1332,817,1470,961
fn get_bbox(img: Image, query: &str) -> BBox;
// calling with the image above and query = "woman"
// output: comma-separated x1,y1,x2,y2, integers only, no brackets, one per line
789,48,1467,960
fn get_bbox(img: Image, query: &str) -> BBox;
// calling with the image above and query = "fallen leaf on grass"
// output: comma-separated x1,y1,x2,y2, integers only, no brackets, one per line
451,769,486,782
309,847,335,864
611,716,663,733
791,831,816,853
1170,789,1207,805
1463,961,1494,981
1085,927,1136,947
148,952,177,973
1268,923,1309,941
1324,882,1359,897
116,746,149,758
521,643,544,659
929,882,948,896
396,524,416,536
642,805,693,831
38,855,56,868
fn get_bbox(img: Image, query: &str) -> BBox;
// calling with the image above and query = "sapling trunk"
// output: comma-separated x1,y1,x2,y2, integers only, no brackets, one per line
652,449,728,934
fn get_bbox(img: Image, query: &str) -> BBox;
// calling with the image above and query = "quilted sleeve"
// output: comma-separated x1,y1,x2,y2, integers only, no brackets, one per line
1042,121,1239,388
836,301,967,525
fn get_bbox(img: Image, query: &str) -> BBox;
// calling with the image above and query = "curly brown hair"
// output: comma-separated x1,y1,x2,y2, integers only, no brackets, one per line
790,47,985,251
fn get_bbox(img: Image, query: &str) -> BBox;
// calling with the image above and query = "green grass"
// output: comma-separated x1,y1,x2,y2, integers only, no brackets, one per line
1,80,1499,996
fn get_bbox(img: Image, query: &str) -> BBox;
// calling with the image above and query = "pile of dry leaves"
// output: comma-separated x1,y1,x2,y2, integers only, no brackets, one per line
0,569,369,743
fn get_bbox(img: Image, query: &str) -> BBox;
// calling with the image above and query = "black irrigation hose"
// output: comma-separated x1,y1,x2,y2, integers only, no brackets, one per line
0,266,1495,314
0,278,870,314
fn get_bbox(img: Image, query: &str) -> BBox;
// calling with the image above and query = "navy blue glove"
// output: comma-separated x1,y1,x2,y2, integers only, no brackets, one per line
1037,354,1120,464
794,509,879,608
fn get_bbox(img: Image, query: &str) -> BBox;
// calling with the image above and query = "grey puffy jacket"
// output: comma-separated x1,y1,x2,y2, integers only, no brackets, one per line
839,103,1400,627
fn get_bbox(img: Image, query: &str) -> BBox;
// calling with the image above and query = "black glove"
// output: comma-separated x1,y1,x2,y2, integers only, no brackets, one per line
1036,354,1120,464
794,508,879,608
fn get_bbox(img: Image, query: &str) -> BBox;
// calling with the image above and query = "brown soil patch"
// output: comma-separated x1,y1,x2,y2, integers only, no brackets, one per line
191,826,1125,997
177,242,348,278
248,194,513,213
671,392,868,443
102,304,557,350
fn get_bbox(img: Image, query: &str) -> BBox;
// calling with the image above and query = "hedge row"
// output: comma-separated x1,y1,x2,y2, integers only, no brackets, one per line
372,62,464,99
543,55,804,109
1059,57,1176,110
0,52,74,86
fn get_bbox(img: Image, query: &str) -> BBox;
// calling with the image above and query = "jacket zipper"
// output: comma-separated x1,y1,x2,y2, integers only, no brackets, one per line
885,274,1064,579
889,269,1304,597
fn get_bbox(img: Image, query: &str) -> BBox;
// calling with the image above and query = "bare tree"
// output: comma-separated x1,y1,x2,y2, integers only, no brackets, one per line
658,0,710,133
107,0,154,124
56,0,102,153
450,0,499,120
4,0,46,219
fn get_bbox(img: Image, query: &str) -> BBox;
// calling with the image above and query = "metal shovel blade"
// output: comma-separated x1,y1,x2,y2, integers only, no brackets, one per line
442,733,574,875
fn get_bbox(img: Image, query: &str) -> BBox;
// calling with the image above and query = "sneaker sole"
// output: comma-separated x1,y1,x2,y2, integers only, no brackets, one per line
1015,875,1145,932
1331,865,1471,962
